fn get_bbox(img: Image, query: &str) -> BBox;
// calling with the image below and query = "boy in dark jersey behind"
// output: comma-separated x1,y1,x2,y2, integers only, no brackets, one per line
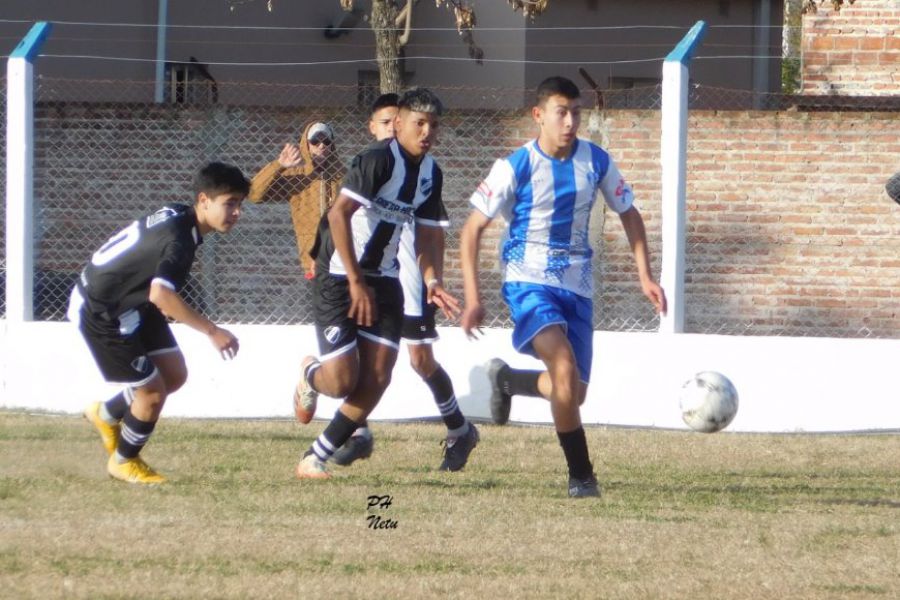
70,161,249,485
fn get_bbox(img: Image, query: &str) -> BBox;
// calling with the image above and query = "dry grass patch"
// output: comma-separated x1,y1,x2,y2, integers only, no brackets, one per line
1,411,898,599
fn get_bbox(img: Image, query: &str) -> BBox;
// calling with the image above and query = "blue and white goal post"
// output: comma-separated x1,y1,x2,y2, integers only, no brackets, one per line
5,21,53,323
659,20,707,334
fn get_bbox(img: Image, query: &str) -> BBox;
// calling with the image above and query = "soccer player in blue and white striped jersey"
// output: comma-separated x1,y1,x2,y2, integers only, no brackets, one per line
460,76,667,498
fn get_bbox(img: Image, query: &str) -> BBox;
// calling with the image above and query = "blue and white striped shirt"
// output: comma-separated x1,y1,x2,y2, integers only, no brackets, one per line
470,138,633,298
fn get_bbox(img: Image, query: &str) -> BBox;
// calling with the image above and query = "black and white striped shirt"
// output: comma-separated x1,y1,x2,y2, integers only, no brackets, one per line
316,138,448,278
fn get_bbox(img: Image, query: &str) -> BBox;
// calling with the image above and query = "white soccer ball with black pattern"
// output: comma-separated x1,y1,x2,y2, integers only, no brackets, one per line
679,371,739,433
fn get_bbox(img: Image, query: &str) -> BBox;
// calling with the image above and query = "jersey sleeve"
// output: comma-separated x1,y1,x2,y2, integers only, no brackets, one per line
339,147,393,207
469,158,516,219
413,166,448,228
153,229,195,291
598,155,635,214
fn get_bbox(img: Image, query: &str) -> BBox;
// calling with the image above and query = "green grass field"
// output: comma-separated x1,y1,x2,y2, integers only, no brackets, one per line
1,410,898,599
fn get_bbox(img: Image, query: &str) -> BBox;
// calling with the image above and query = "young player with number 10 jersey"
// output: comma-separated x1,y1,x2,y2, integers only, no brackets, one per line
72,162,249,484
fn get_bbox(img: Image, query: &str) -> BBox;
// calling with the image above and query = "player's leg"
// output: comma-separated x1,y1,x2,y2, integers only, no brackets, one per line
531,326,581,429
297,336,398,478
297,276,403,479
407,343,479,471
485,282,557,424
107,373,167,484
107,307,184,484
294,273,360,424
71,287,127,455
404,291,478,470
74,301,164,484
532,292,599,499
316,349,372,466
329,269,386,466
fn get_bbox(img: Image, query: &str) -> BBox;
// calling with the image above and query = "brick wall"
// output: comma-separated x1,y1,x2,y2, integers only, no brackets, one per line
802,0,900,95
23,103,900,338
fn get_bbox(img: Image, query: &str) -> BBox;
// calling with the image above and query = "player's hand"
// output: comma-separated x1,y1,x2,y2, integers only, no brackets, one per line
641,279,667,315
209,325,240,360
427,282,461,321
278,143,303,169
348,280,376,327
461,301,485,340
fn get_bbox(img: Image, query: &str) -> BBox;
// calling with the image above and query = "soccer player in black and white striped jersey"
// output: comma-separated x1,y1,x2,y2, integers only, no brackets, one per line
328,93,480,470
294,89,469,479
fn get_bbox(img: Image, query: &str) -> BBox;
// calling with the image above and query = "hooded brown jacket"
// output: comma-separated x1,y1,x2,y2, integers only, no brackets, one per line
248,121,342,273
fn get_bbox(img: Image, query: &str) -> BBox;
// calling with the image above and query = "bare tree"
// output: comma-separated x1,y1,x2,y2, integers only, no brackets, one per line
345,0,552,93
230,0,551,94
782,0,803,93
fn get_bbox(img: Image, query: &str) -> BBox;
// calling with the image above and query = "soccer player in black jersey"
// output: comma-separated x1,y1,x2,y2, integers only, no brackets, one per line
71,162,249,484
294,88,469,479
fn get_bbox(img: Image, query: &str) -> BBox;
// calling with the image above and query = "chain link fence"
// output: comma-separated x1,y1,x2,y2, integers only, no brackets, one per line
2,77,899,337
21,79,668,331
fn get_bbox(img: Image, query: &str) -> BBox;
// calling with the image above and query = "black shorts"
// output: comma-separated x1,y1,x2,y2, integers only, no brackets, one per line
401,301,438,343
71,292,179,386
313,273,403,360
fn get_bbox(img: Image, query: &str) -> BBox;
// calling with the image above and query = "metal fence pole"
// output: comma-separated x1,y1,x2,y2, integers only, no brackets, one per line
154,0,168,104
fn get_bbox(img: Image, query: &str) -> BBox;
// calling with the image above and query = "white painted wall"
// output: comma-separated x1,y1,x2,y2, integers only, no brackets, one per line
3,321,898,432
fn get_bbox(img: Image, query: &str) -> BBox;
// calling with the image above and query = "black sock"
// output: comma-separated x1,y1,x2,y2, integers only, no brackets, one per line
499,365,542,397
425,366,466,432
116,410,157,460
310,410,359,462
103,390,129,421
557,427,593,480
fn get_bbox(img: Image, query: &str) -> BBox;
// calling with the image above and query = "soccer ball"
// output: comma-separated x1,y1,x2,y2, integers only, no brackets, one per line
679,371,739,433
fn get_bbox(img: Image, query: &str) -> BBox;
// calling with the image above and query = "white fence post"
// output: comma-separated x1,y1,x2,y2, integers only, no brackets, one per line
5,22,52,323
659,21,707,334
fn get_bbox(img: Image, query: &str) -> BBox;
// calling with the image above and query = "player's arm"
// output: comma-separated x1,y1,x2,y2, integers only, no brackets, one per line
618,207,667,315
148,281,239,360
460,159,514,339
413,168,459,319
459,209,493,339
415,224,460,320
327,193,375,327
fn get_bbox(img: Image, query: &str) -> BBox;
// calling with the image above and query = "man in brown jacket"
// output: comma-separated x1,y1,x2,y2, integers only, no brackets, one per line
249,121,342,278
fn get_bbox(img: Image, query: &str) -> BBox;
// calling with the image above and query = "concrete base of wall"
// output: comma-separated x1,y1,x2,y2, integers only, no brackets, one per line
2,320,898,432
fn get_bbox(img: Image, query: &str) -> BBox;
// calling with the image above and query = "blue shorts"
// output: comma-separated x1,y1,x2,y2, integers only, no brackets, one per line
501,281,594,383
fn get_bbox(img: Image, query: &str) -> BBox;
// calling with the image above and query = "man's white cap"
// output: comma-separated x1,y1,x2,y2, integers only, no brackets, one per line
307,122,334,141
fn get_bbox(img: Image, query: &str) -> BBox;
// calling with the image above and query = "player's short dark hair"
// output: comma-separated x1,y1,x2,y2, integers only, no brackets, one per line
399,87,443,116
535,76,581,106
193,161,250,199
371,93,399,116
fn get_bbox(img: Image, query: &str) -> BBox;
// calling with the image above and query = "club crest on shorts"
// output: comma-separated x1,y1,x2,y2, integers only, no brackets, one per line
131,355,150,374
324,326,341,344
